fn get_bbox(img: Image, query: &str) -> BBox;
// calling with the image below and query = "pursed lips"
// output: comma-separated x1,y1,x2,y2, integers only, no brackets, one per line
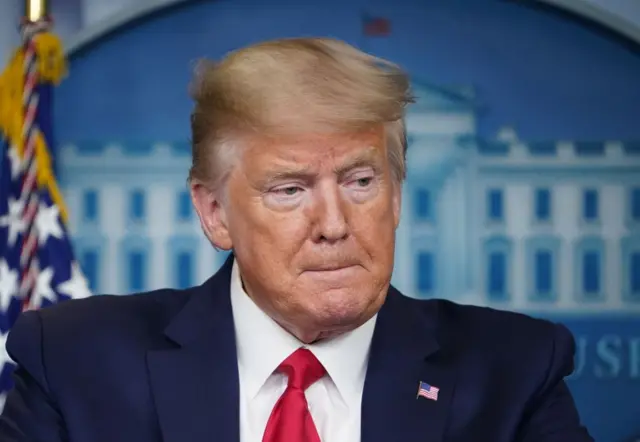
304,261,361,272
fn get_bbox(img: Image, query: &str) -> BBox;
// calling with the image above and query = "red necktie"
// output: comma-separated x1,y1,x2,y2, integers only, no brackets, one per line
262,348,326,442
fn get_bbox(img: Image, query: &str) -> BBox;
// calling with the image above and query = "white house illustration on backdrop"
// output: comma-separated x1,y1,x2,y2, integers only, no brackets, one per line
58,81,640,314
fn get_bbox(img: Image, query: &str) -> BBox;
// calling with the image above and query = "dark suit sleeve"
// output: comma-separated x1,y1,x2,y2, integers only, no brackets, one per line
0,311,68,441
517,323,594,442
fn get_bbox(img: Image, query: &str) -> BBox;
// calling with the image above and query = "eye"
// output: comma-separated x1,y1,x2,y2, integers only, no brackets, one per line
348,175,374,189
274,186,302,196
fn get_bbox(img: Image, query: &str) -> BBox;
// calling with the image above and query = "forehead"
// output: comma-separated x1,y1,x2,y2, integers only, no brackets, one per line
241,128,387,167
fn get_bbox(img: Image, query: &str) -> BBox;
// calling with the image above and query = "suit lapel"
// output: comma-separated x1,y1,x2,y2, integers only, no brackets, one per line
147,256,239,442
362,288,457,442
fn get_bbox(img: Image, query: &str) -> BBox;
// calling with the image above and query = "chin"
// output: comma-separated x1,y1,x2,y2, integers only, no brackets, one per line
308,289,379,328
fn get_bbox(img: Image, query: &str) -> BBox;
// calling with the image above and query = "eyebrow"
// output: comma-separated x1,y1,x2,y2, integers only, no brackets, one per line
261,165,314,183
332,146,379,176
261,146,380,184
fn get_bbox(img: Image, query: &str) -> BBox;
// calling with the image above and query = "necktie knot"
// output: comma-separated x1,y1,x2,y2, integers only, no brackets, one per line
278,348,326,391
263,348,325,442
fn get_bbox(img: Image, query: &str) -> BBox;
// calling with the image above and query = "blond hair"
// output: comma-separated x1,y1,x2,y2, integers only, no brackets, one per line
188,37,414,189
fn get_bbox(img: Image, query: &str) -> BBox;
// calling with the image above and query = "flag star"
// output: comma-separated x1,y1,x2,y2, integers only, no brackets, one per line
0,197,26,247
30,267,57,309
0,330,15,402
0,331,14,409
0,330,13,372
7,146,22,180
57,262,92,299
35,202,63,244
0,260,19,312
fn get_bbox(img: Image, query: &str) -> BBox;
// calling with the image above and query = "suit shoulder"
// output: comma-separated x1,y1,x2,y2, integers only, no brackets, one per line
406,295,557,329
5,288,197,381
439,299,558,335
23,288,191,342
410,297,577,384
410,297,573,360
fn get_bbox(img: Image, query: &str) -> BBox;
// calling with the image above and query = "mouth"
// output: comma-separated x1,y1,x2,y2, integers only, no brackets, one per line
304,263,360,273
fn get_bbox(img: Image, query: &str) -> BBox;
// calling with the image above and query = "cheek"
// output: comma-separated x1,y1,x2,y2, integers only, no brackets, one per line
348,192,397,254
363,225,396,262
234,201,310,261
263,209,310,244
350,187,397,227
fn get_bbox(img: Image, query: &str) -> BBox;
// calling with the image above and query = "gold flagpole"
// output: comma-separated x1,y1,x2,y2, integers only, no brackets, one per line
15,0,70,223
25,0,48,22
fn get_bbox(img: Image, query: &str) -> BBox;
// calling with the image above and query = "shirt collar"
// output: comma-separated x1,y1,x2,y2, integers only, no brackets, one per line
230,259,377,404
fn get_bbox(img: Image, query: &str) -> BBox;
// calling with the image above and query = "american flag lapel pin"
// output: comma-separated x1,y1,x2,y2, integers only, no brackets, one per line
416,381,439,401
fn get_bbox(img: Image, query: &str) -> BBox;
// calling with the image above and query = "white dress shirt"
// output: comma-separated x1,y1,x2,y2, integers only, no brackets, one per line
229,260,377,442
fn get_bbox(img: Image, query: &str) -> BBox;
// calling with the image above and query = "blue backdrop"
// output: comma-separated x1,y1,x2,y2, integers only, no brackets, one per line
52,0,640,440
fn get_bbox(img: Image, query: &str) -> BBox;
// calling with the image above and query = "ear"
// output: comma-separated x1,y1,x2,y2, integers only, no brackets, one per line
190,182,233,250
392,180,402,229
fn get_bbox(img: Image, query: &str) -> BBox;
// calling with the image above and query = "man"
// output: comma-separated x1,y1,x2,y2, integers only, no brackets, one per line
0,38,592,442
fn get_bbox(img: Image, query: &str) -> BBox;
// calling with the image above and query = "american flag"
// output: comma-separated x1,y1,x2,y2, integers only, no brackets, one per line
0,132,92,410
417,381,439,401
0,18,91,410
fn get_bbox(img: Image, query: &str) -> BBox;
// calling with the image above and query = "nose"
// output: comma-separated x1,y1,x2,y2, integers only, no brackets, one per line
311,183,349,243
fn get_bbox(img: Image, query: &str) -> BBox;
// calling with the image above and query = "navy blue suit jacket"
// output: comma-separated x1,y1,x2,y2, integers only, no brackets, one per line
0,256,593,441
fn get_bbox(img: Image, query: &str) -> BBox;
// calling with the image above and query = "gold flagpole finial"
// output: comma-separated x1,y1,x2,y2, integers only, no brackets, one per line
25,0,48,22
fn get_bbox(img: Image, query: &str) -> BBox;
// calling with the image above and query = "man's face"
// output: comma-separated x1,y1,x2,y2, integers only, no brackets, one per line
193,126,401,341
